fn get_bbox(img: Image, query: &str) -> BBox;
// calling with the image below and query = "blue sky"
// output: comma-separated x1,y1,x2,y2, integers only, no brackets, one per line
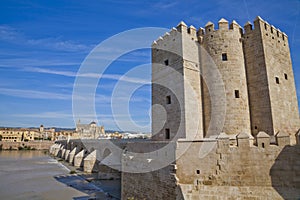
0,0,299,131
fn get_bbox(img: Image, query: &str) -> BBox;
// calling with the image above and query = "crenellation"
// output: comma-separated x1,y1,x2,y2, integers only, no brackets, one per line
218,18,229,30
212,129,297,149
276,132,290,146
152,40,157,46
256,131,270,148
187,25,197,38
176,21,187,32
243,21,252,33
163,32,170,38
229,20,240,31
197,27,205,36
256,18,287,44
205,21,214,33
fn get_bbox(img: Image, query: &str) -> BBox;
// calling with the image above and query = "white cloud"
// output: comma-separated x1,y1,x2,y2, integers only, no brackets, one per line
0,88,70,100
23,67,150,84
153,1,178,9
0,25,94,52
0,26,19,40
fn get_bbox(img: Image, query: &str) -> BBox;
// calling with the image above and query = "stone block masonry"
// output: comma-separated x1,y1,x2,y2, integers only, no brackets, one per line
0,141,54,150
152,16,300,142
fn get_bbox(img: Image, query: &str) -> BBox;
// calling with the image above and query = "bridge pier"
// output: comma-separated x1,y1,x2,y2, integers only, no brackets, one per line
64,149,70,161
74,149,85,168
61,148,66,159
57,146,64,158
68,147,77,164
84,150,98,173
53,144,61,157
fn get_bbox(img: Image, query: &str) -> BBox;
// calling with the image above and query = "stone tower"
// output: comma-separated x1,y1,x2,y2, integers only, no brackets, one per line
243,16,300,141
151,16,299,142
151,22,203,141
198,18,251,137
39,124,44,133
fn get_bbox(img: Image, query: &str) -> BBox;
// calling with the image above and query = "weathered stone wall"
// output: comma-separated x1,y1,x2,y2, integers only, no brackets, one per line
180,185,286,199
243,17,300,141
121,141,180,199
152,16,300,141
259,17,300,142
152,22,203,141
175,135,300,199
122,165,179,200
151,28,185,141
0,141,54,150
200,19,251,136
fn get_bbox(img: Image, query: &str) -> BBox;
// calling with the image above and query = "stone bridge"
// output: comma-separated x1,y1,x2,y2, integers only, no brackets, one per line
49,139,132,179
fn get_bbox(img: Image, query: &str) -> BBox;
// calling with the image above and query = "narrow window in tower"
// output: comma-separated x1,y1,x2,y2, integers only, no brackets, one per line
277,31,279,37
284,73,288,80
196,170,200,175
271,27,273,34
165,128,170,139
275,77,280,84
164,59,169,66
282,35,285,41
222,53,227,61
264,23,267,30
254,126,257,130
262,143,265,148
166,95,171,104
235,90,240,98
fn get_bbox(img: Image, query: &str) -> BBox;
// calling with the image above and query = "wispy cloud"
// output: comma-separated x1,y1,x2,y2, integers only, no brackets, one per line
13,112,73,119
0,88,70,100
0,57,82,69
24,67,77,77
0,25,94,52
0,26,19,40
153,1,178,9
23,67,150,84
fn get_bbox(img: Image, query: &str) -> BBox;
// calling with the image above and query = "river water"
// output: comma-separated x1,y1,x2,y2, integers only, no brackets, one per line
0,151,116,200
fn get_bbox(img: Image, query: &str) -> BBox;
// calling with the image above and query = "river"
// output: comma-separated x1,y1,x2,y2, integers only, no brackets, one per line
0,151,118,200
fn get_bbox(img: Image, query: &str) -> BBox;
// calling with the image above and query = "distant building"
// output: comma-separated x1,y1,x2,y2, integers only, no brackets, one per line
76,120,105,139
0,126,51,142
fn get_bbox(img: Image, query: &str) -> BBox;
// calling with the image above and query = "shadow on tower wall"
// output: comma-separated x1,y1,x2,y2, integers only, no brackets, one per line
270,145,300,199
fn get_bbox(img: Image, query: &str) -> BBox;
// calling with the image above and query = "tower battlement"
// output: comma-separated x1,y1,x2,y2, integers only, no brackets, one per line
198,18,242,37
244,16,287,36
152,16,300,143
152,21,198,48
244,16,288,44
